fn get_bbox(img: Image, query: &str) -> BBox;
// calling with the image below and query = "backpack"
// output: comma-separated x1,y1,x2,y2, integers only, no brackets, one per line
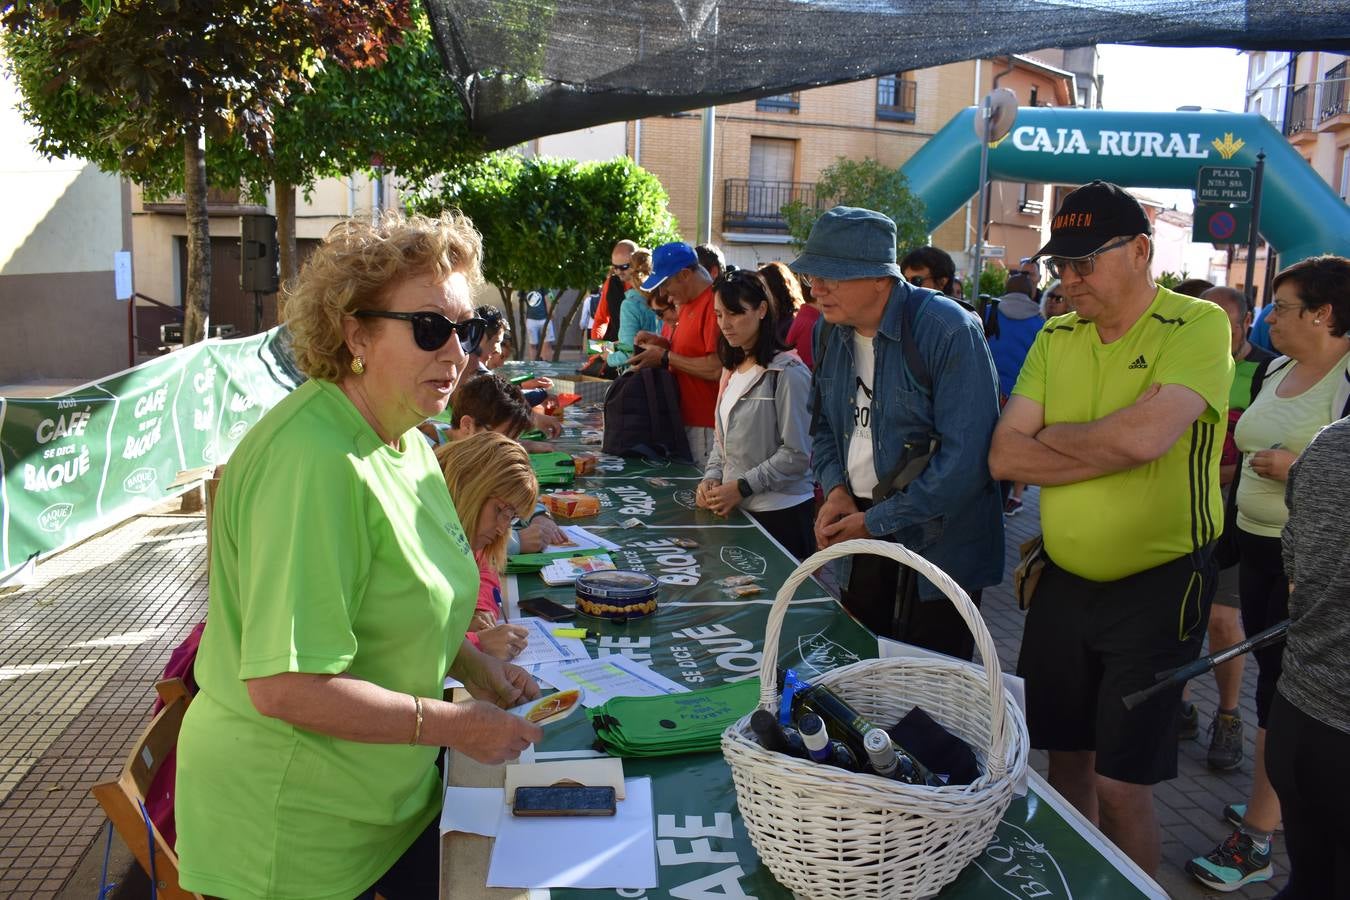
602,367,693,462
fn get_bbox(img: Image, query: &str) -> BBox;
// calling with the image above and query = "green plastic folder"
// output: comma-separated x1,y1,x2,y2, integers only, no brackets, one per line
529,451,576,486
588,679,761,757
505,548,608,574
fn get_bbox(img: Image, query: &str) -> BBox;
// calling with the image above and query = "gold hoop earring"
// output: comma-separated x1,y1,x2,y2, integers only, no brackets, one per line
350,356,365,375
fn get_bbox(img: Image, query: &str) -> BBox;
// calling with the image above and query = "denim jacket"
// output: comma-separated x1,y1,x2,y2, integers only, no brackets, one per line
811,281,1004,599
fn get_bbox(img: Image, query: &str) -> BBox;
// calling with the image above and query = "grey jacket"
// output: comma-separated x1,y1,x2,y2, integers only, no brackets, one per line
705,351,813,499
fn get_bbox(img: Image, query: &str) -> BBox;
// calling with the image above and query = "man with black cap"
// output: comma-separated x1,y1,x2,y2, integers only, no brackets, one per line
989,181,1233,875
792,206,1004,661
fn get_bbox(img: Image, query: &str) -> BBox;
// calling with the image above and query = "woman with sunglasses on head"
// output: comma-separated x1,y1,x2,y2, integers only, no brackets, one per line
697,269,816,560
174,213,542,900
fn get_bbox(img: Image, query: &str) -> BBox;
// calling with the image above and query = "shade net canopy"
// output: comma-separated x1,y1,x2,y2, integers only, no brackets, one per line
422,0,1350,149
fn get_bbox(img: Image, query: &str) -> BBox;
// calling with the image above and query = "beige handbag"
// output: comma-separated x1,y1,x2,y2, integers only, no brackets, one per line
1013,534,1046,610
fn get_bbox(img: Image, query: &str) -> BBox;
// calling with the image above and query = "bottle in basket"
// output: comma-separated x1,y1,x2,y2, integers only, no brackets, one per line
863,727,939,785
750,709,807,759
798,714,861,771
783,669,938,786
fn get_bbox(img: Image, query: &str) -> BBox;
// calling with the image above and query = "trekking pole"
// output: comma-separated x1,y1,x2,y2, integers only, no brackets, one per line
1121,619,1289,710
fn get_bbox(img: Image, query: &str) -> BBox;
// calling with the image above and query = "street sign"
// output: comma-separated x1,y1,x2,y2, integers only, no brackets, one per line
1196,166,1255,204
981,245,1006,259
1193,203,1252,244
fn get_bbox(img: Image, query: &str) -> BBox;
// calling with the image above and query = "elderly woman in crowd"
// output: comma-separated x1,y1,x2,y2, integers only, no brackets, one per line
175,212,542,900
1188,255,1350,892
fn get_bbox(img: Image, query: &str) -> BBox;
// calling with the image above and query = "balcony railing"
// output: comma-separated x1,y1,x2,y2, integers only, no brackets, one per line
1286,85,1312,135
756,93,800,113
722,179,821,233
1321,63,1347,122
876,76,917,122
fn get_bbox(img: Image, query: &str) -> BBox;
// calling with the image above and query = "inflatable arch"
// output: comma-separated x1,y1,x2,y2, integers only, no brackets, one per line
901,108,1350,266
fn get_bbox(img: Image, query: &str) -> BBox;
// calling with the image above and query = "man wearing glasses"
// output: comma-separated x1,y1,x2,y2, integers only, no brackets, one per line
793,207,1004,661
989,181,1233,876
590,240,638,342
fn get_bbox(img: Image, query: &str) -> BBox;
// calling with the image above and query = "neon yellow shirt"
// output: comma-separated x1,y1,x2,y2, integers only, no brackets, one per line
1235,351,1350,537
176,378,478,900
1013,287,1233,581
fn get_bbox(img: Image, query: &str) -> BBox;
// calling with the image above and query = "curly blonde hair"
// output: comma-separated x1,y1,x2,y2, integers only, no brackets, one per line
285,210,484,381
435,432,539,572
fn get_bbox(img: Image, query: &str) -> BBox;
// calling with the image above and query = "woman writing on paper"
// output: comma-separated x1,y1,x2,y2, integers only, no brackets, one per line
438,432,538,661
175,213,542,900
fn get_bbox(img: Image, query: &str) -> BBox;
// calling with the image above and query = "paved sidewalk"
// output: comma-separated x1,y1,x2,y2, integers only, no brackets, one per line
0,488,1283,897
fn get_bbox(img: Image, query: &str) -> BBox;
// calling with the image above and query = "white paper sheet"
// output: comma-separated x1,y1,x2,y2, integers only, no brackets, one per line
542,526,621,555
440,786,504,837
533,655,690,708
509,617,591,668
486,777,657,890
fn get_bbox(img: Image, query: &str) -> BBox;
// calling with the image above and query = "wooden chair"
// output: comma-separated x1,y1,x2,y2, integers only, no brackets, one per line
91,678,203,900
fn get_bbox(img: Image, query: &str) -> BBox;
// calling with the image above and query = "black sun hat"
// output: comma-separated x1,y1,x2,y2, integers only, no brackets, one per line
1033,180,1152,260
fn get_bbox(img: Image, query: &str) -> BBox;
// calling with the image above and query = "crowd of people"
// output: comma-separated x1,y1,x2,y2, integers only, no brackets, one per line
171,181,1349,898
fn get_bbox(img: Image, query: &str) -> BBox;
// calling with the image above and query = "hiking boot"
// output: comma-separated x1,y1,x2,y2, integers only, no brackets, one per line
1004,497,1023,517
1186,830,1273,891
1207,712,1244,771
1178,701,1199,741
1223,803,1283,833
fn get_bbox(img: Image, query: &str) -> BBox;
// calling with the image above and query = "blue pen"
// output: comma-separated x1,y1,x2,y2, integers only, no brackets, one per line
493,585,506,623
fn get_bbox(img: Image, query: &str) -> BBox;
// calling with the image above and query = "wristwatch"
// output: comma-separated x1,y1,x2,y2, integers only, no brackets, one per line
737,478,754,498
661,349,670,368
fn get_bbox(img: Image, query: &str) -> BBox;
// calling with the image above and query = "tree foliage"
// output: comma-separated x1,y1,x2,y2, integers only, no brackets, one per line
411,154,679,359
783,157,928,255
1,0,415,343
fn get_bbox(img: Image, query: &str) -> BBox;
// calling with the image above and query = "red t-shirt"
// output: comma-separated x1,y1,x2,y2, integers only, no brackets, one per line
785,303,821,370
672,286,720,428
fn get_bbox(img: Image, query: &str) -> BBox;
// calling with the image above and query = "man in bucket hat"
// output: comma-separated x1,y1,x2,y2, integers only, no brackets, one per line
792,206,1004,661
989,181,1232,876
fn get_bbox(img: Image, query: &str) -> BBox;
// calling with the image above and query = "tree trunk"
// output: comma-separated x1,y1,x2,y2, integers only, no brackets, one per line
275,180,299,320
498,286,523,359
553,288,584,361
181,126,211,345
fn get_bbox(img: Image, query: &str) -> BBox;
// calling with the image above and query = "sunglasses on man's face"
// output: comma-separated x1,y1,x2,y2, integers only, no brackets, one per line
354,310,486,354
610,262,631,272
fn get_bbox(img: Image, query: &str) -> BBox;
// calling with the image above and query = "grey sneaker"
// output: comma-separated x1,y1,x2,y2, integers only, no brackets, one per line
1178,701,1199,741
1224,803,1283,833
1207,712,1244,771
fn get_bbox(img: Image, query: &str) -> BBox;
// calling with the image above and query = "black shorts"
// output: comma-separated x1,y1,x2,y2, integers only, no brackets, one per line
1237,528,1289,727
1017,548,1215,785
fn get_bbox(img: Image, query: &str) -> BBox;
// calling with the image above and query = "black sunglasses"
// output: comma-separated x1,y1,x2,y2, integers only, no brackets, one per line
908,275,927,287
610,262,631,271
354,311,486,354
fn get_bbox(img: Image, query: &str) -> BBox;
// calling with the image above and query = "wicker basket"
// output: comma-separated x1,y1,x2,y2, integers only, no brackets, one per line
721,539,1029,900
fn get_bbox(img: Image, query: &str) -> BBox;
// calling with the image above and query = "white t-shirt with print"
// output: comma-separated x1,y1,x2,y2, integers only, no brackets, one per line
846,332,879,499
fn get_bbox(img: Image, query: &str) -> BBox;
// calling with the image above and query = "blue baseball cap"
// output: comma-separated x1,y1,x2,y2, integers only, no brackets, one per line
642,242,698,291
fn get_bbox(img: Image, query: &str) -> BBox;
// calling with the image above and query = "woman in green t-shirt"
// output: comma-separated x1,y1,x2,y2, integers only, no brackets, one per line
1189,255,1350,893
175,212,543,900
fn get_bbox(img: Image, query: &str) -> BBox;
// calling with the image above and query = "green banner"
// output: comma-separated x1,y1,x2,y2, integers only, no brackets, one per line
0,328,300,575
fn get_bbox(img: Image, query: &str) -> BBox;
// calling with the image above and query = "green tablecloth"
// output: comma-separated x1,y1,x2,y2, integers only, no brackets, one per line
498,407,1164,900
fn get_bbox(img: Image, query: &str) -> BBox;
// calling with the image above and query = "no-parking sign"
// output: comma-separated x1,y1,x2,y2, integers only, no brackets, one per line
1192,202,1251,244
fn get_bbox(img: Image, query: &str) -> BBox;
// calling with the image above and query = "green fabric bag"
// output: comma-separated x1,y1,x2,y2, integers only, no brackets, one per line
529,451,576,486
589,679,760,757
